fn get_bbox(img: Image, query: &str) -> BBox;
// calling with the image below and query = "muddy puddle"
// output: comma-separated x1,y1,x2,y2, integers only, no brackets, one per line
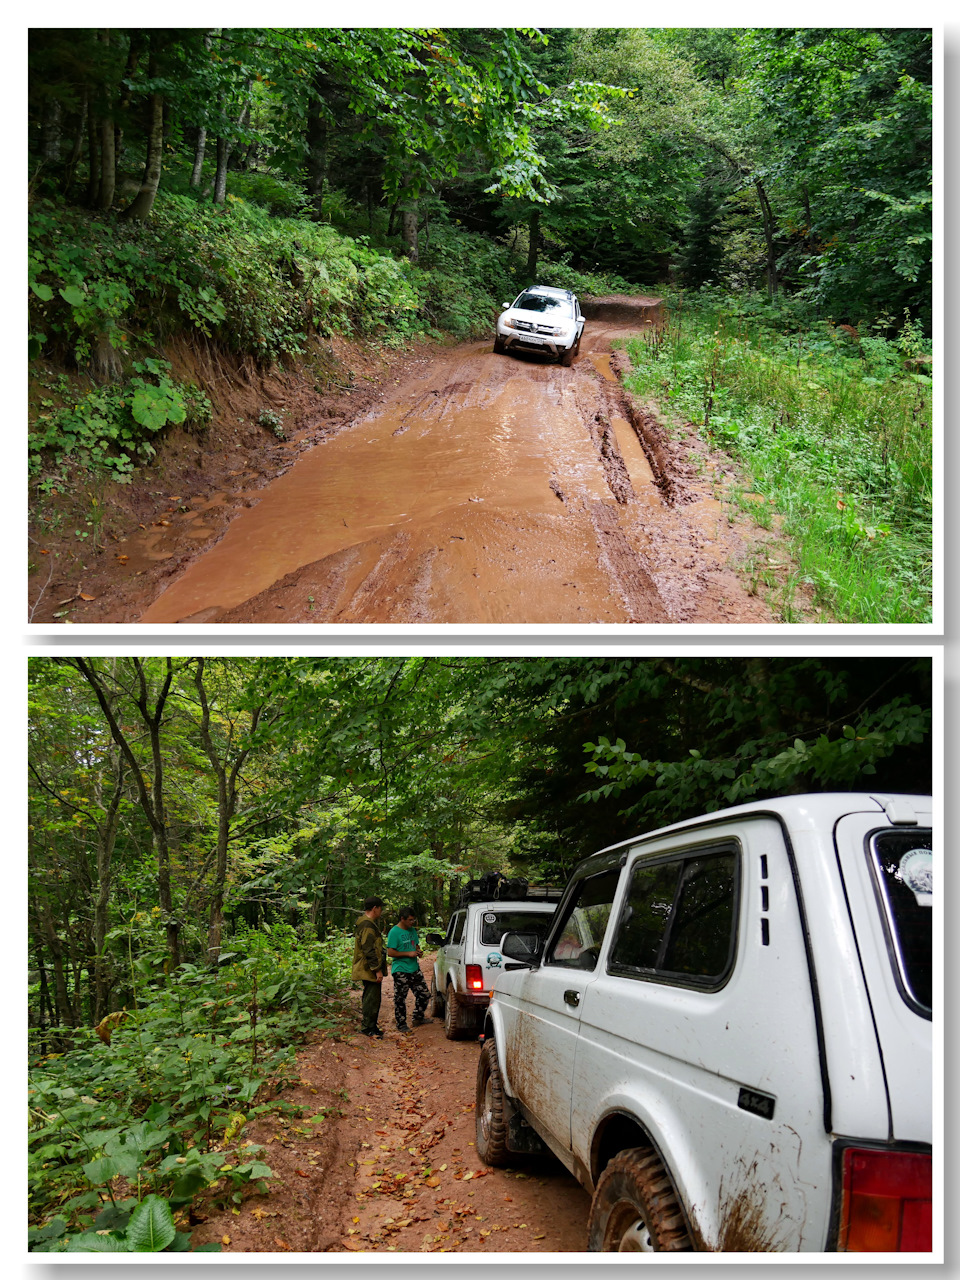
132,295,774,626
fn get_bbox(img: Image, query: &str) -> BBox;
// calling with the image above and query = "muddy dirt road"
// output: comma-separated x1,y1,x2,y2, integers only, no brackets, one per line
190,962,591,1255
134,296,773,625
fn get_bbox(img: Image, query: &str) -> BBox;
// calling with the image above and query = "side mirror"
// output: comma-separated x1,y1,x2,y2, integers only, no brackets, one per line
501,302,510,310
501,931,542,968
425,933,445,947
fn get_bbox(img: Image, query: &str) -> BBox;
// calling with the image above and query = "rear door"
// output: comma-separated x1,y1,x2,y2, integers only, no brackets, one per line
436,909,467,992
475,907,555,993
833,807,933,1143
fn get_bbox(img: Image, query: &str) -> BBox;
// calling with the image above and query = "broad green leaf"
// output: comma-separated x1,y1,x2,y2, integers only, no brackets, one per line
126,1195,177,1252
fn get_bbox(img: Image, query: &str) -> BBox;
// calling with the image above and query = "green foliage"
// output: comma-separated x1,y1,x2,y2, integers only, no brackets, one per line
735,29,933,326
29,360,211,481
583,694,930,814
623,289,932,622
28,921,350,1244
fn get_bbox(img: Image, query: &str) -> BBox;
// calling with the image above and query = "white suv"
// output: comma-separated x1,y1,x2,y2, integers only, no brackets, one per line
494,285,584,366
477,794,934,1253
428,893,559,1040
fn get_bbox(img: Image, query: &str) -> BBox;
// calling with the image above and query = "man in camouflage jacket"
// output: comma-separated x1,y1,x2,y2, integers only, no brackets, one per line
352,896,387,1037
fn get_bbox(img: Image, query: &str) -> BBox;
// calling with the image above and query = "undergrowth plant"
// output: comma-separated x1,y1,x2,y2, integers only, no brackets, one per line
623,289,933,623
28,918,352,1251
30,359,211,482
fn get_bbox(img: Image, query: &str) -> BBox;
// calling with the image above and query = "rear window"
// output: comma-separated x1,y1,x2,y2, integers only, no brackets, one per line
609,848,739,988
868,829,932,1015
478,909,555,946
515,292,572,316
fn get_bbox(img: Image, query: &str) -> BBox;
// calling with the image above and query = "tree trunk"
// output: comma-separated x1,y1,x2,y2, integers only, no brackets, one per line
213,85,252,204
194,658,263,967
401,201,419,262
86,112,100,207
387,196,401,237
526,207,541,281
305,95,328,221
41,97,62,168
124,71,164,220
39,905,74,1027
62,90,87,195
92,761,124,1023
191,126,207,186
71,658,181,971
213,135,229,202
756,181,778,300
96,29,116,210
98,114,116,210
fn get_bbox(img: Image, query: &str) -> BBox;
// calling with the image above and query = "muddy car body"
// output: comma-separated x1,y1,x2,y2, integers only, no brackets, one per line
477,793,934,1252
494,285,585,365
429,895,559,1040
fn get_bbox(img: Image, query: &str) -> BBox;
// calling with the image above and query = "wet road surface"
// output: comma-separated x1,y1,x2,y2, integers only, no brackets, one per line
138,296,772,626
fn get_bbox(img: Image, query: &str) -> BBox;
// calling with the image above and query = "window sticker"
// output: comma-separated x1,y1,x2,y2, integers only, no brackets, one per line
483,912,497,923
899,848,932,906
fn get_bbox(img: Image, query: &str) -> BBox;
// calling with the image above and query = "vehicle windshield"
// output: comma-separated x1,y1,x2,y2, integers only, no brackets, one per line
868,830,932,1014
479,909,555,945
514,293,573,316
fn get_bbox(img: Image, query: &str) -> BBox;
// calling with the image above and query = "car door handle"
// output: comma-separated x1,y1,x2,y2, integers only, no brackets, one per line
564,989,581,1007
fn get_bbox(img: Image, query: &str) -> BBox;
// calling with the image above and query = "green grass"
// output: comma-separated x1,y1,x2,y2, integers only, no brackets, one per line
623,291,933,623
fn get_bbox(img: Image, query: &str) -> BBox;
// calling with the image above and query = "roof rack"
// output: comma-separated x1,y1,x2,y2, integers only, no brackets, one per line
457,873,564,906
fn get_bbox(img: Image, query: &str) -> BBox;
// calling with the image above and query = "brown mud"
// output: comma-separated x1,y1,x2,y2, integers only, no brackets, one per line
188,959,591,1254
29,296,798,625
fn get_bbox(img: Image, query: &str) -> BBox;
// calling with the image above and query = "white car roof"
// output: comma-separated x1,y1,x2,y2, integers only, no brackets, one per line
592,792,931,860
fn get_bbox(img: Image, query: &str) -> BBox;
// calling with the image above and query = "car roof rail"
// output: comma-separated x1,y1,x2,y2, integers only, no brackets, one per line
457,876,564,906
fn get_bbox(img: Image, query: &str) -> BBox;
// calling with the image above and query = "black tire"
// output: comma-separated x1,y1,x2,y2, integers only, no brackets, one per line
587,1147,692,1253
430,972,445,1016
493,335,506,354
560,344,575,367
443,985,474,1040
475,1039,511,1166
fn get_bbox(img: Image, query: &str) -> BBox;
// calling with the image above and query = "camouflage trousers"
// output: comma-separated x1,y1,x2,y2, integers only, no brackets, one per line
392,969,430,1027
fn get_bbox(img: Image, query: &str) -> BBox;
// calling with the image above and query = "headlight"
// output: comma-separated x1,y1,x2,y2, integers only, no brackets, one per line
503,318,520,330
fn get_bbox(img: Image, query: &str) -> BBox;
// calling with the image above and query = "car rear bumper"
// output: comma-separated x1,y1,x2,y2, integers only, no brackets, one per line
455,990,490,1008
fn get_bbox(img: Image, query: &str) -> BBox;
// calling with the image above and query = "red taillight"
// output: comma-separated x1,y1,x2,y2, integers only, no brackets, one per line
465,965,484,992
839,1147,932,1251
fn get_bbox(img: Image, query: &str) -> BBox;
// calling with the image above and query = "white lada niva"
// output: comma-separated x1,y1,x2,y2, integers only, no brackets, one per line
476,793,934,1254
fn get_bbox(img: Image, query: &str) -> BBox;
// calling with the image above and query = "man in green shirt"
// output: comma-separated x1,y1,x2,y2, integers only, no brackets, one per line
352,896,386,1038
385,907,433,1032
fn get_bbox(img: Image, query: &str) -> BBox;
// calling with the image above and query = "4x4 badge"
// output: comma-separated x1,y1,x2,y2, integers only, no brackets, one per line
738,1088,776,1120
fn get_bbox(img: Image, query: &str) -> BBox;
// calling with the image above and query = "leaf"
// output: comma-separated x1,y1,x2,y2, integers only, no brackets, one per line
224,1111,246,1141
82,1153,140,1184
65,1232,130,1252
59,285,86,307
126,1195,177,1252
30,281,54,301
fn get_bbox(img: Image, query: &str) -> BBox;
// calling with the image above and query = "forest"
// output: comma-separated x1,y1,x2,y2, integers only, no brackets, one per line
27,28,934,624
27,655,932,1249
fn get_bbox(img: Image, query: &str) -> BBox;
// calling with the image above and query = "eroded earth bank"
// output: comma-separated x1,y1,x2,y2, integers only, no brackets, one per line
31,296,788,625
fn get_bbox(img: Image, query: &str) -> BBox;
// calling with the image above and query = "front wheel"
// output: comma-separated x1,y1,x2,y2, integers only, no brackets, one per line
560,337,580,367
587,1148,692,1253
493,335,506,354
475,1040,511,1166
